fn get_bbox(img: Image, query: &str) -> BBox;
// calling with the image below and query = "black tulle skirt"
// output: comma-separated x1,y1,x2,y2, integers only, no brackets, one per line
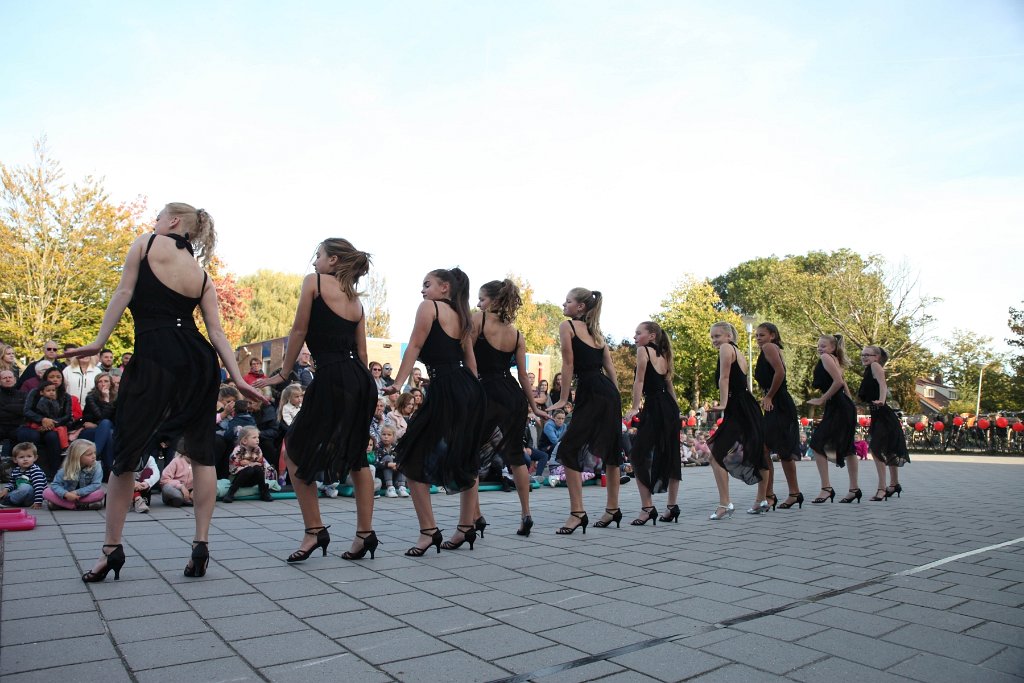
709,391,765,485
631,390,681,494
868,403,910,467
479,373,529,468
397,366,487,493
285,358,376,483
113,327,219,474
808,393,857,468
559,371,622,472
764,389,802,462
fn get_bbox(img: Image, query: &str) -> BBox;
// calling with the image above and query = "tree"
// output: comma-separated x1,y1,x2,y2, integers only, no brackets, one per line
607,337,637,412
237,270,303,344
937,329,1006,413
508,275,563,356
365,272,390,338
194,256,251,349
655,276,743,412
0,141,147,357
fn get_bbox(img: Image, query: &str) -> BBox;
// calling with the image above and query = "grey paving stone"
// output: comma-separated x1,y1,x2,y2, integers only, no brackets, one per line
703,632,827,674
982,646,1024,677
940,584,1024,607
800,604,906,637
883,623,1007,664
490,603,589,631
872,586,967,610
529,589,609,611
107,610,209,644
260,652,392,682
1,634,119,675
208,609,309,639
610,641,731,681
134,656,261,682
660,596,751,623
98,593,191,620
953,599,1024,627
306,609,405,639
574,600,675,627
800,627,917,668
350,627,455,665
491,643,590,675
441,622,556,659
231,630,346,668
396,605,498,636
0,659,133,683
789,656,916,683
379,649,510,682
0,611,107,646
965,621,1024,647
688,662,790,682
119,631,234,670
521,659,627,683
876,603,986,633
731,614,830,641
1,593,96,620
539,619,648,654
889,652,1023,683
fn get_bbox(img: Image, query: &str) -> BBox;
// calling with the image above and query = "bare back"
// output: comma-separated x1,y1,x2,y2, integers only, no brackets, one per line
473,311,520,353
144,235,209,299
316,273,364,322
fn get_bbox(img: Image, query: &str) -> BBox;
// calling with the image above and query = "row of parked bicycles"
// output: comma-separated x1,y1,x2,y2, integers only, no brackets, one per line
899,415,1024,454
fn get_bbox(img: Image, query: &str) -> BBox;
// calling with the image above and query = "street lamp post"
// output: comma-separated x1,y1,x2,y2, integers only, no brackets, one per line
741,316,756,392
975,364,985,418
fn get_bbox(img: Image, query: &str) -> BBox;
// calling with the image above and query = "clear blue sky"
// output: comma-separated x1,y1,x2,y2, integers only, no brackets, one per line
1,1,1021,352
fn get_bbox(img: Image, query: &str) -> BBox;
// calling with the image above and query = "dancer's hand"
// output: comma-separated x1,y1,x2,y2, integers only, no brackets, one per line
624,408,639,423
533,408,549,420
806,397,824,406
761,395,774,412
253,371,286,389
237,381,270,405
549,399,566,412
60,342,102,359
382,385,399,396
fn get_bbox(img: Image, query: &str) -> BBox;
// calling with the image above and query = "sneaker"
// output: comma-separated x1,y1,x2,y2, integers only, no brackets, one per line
83,497,106,511
386,486,398,498
548,475,559,487
397,485,409,497
47,500,59,511
133,497,149,513
325,484,339,498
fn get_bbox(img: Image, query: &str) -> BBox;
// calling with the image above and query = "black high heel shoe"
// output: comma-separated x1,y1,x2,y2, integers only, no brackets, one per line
406,528,443,556
441,524,477,550
183,541,209,578
811,487,835,504
594,507,623,528
886,483,902,499
659,504,681,523
869,488,887,502
778,492,804,509
557,511,588,535
838,488,862,504
631,506,658,526
342,530,379,560
82,544,125,582
474,516,488,538
766,493,778,511
516,515,534,537
287,526,331,563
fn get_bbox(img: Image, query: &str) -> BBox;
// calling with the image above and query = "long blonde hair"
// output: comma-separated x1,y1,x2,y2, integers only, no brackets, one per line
164,202,216,267
61,439,96,481
710,321,738,343
820,334,849,367
320,238,371,299
568,287,605,348
276,383,303,422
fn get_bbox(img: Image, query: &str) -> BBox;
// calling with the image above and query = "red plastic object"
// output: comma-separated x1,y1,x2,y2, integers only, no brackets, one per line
996,416,1009,429
1012,422,1024,433
0,513,36,531
978,418,991,430
859,417,869,427
0,508,28,515
716,417,723,426
800,417,809,426
933,421,944,432
952,416,964,427
687,416,697,427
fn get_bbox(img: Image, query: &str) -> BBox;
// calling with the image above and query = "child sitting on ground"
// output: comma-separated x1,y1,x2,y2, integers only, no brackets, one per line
44,439,104,510
224,426,275,503
376,425,407,497
0,442,47,509
160,452,194,507
131,455,160,513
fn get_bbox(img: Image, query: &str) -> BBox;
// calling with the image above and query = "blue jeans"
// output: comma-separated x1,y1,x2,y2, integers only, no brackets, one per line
4,484,36,507
526,449,550,479
79,420,115,477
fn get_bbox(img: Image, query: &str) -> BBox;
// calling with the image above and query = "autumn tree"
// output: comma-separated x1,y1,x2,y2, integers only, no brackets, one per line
0,141,147,357
365,272,390,338
655,276,743,412
194,256,251,348
507,275,562,357
237,270,303,343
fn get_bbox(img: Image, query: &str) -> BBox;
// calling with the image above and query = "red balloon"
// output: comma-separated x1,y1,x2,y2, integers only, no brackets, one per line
687,416,697,427
800,417,810,426
914,422,926,431
952,416,964,427
858,417,869,427
978,418,990,430
716,417,724,426
1013,422,1024,433
996,416,1009,429
933,421,944,432
709,429,716,437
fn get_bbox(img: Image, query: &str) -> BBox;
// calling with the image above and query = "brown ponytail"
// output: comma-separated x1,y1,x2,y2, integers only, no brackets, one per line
320,238,371,298
431,267,472,342
480,279,522,323
568,287,605,347
640,321,673,367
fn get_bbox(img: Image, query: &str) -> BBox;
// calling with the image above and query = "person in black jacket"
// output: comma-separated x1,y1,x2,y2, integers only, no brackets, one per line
16,340,65,390
0,370,29,460
81,372,117,478
18,368,74,477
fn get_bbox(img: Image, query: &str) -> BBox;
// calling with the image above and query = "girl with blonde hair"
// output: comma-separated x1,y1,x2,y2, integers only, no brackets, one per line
807,334,859,504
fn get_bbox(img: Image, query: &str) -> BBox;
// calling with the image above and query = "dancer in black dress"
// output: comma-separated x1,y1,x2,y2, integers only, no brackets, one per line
857,346,909,501
754,323,803,510
707,322,767,519
625,321,681,525
807,334,859,504
255,239,378,561
67,203,264,582
472,279,547,537
385,268,487,555
548,288,622,534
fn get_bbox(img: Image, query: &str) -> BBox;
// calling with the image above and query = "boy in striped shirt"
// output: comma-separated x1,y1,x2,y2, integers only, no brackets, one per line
1,442,47,509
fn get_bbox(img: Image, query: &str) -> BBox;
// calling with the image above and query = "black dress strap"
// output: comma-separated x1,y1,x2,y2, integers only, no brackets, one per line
200,272,209,296
315,273,321,297
644,345,654,363
143,234,157,258
568,320,579,338
432,300,439,318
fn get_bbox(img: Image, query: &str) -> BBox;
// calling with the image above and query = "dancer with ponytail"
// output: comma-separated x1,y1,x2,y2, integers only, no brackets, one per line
548,288,622,534
857,346,909,501
386,268,487,555
707,322,767,519
471,279,547,537
65,203,265,582
754,323,803,510
255,239,379,562
625,321,681,525
807,334,859,504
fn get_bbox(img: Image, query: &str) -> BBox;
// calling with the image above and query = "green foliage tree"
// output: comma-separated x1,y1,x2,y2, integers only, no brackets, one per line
655,276,743,412
365,272,391,338
508,275,562,357
607,337,636,412
237,270,303,344
0,141,147,357
938,329,1017,413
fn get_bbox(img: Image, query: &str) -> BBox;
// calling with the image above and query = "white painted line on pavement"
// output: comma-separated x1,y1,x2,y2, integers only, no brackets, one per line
898,536,1024,576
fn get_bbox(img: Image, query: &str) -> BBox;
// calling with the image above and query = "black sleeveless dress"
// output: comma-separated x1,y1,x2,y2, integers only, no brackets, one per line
754,349,802,462
857,365,909,467
708,343,765,484
631,346,681,494
558,321,622,472
285,275,377,483
397,301,487,493
807,359,857,467
475,314,529,468
113,234,219,474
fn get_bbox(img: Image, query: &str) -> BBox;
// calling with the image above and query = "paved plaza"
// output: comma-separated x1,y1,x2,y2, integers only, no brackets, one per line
2,457,1023,682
